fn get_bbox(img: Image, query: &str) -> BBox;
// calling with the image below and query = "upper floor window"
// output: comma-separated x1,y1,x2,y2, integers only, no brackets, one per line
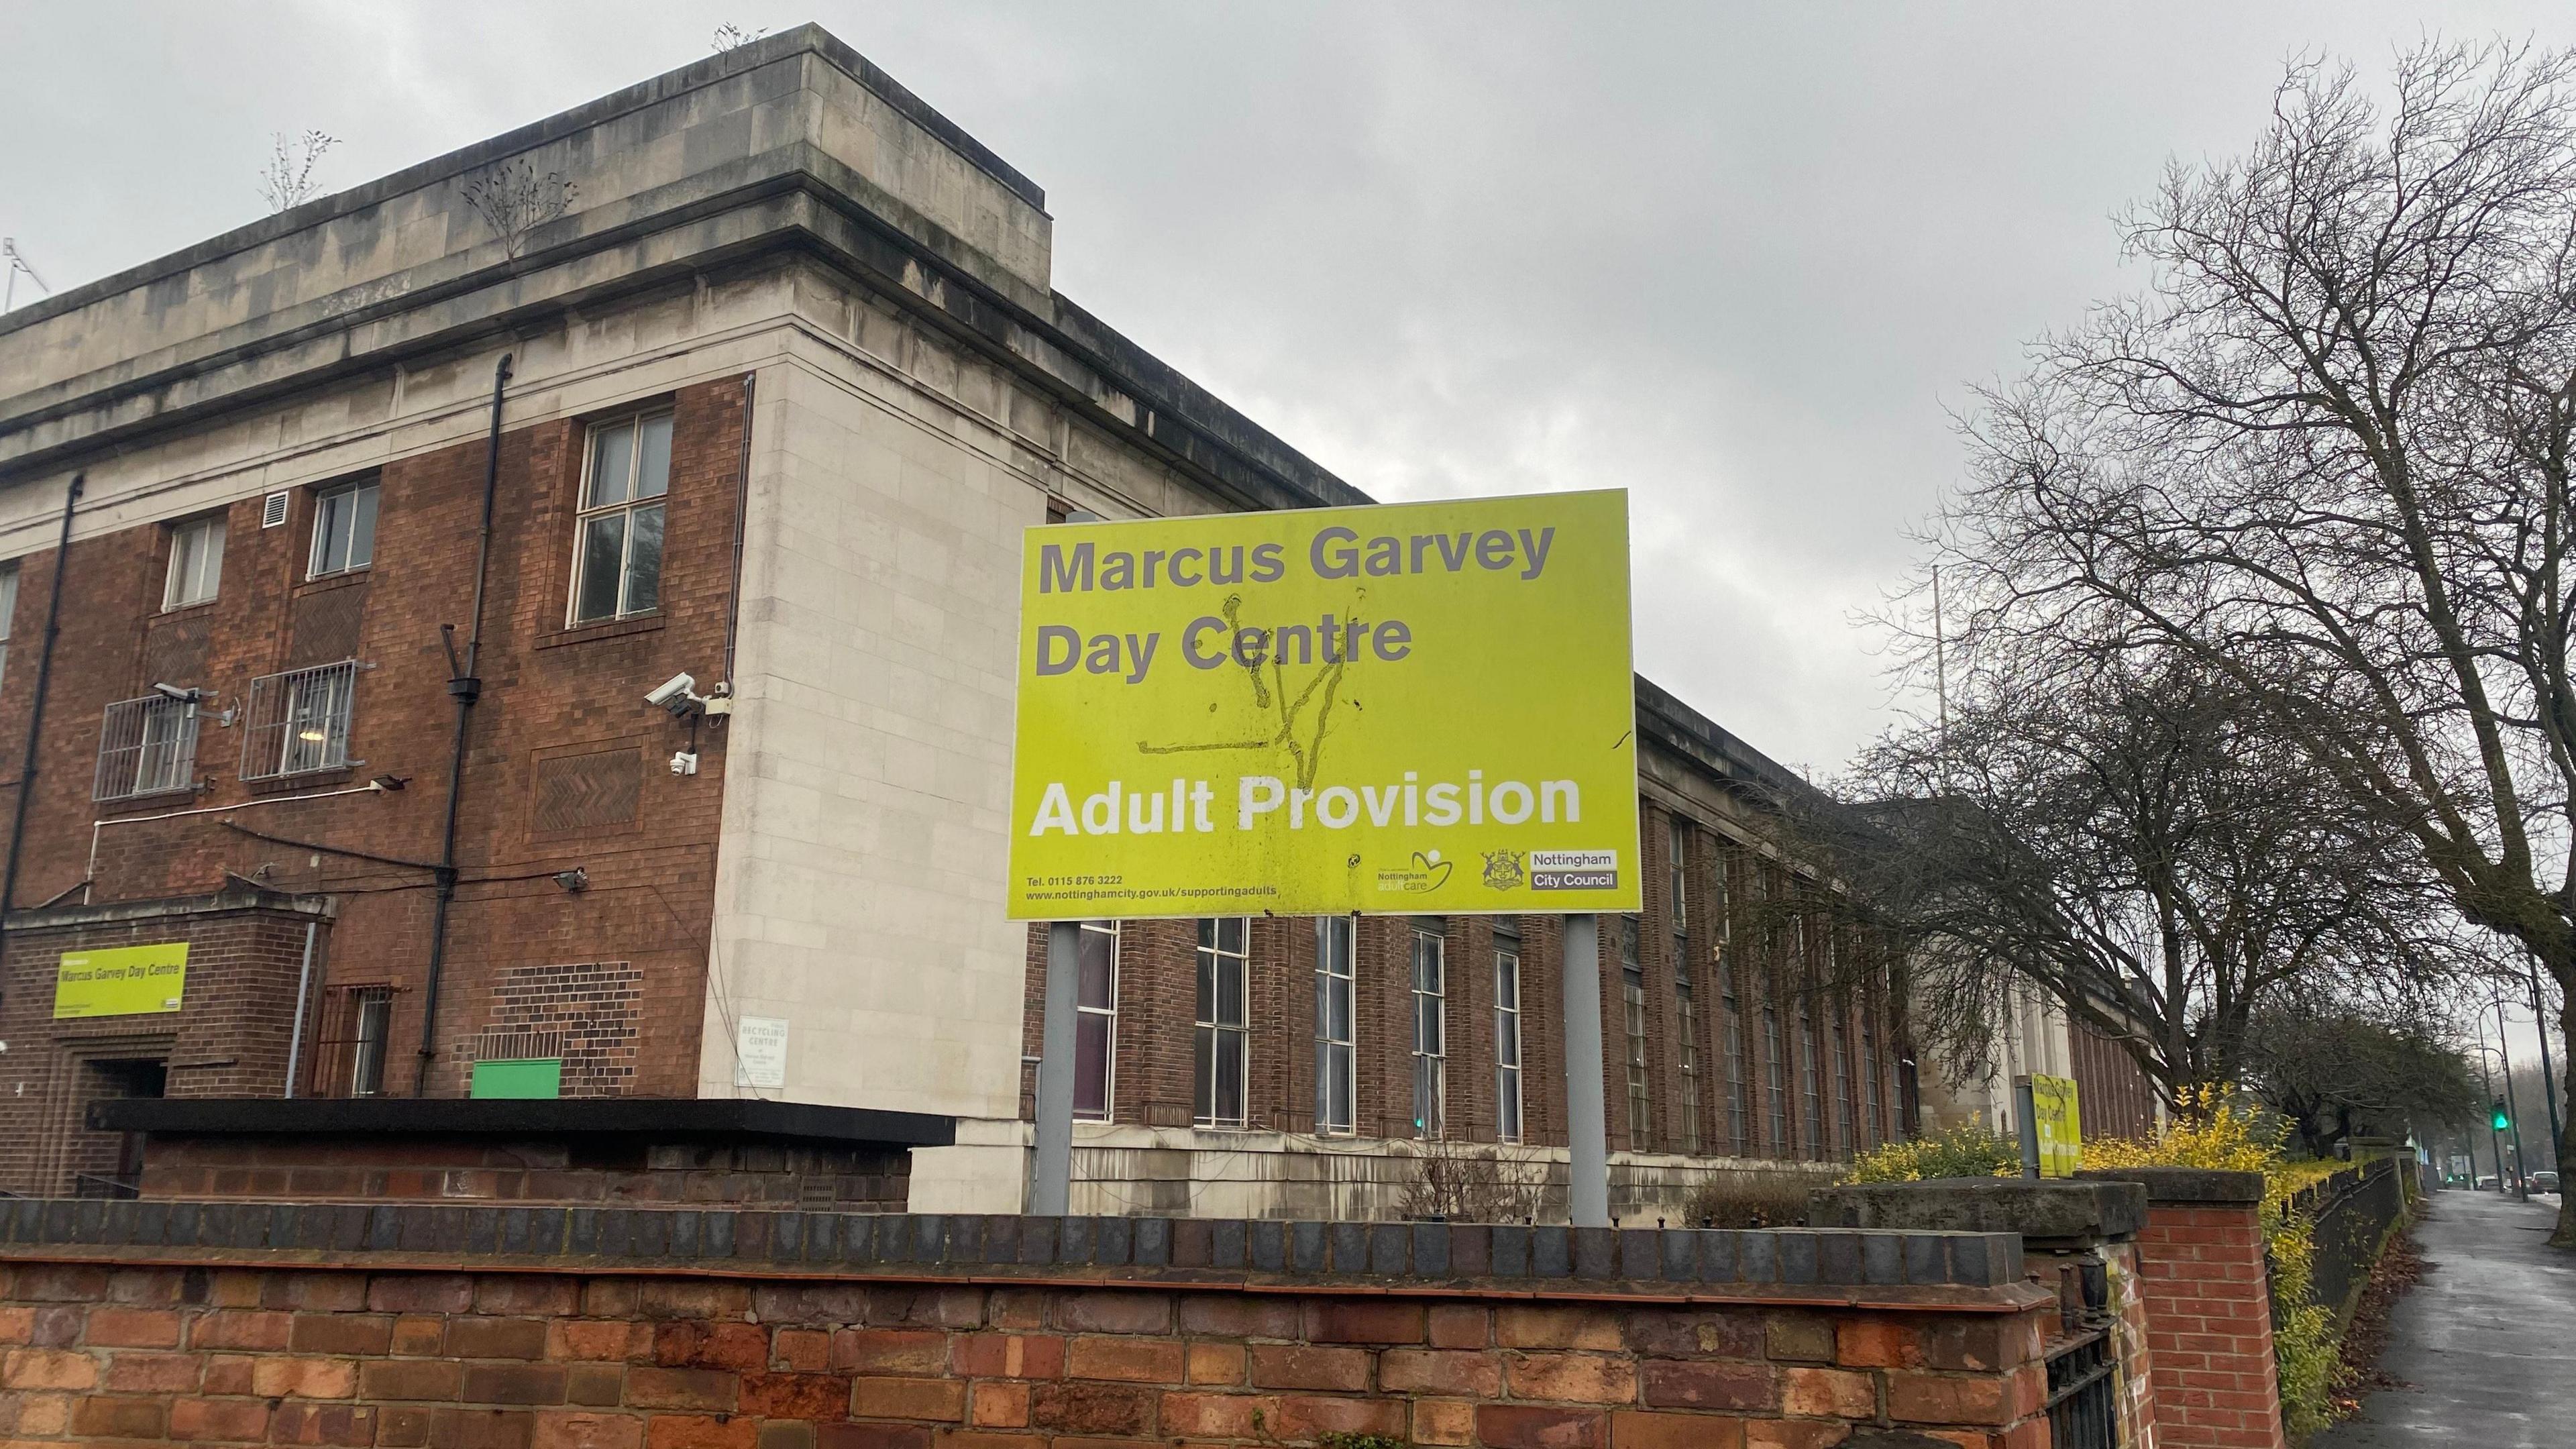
1494,922,1524,1146
1410,924,1447,1139
1194,917,1250,1129
309,480,379,578
572,411,672,624
1668,817,1688,936
164,515,225,610
1315,917,1356,1134
95,693,201,801
241,661,364,782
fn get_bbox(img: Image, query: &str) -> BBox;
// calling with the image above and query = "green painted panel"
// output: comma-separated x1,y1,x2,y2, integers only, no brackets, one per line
469,1058,563,1099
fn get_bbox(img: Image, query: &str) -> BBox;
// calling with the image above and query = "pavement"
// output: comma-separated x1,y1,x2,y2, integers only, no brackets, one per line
2314,1188,2576,1447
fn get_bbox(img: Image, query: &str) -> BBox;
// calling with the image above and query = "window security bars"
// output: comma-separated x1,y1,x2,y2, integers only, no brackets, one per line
93,694,201,802
1193,918,1250,1128
241,660,364,782
309,985,395,1097
1314,917,1356,1134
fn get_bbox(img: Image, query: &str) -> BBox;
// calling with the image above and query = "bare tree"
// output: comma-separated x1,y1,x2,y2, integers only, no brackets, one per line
1815,652,2452,1104
1396,1137,1542,1223
2244,997,2479,1157
460,158,577,260
1931,41,2576,1242
258,130,339,213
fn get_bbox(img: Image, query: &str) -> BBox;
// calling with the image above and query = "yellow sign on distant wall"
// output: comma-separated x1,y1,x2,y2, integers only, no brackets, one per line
1007,491,1641,920
54,943,190,1020
2031,1074,2082,1178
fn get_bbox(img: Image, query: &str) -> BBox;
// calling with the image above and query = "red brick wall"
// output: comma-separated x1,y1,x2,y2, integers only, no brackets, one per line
0,1257,2053,1449
0,376,749,1147
2131,1200,2284,1449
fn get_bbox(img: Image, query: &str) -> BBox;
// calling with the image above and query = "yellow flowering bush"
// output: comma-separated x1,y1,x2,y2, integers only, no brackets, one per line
1843,1123,2023,1183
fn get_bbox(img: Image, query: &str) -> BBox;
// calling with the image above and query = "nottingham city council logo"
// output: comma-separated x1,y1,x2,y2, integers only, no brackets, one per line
1482,849,1526,890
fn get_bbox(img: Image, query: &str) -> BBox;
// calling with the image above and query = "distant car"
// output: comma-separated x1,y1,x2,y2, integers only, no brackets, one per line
2477,1175,2500,1191
2532,1171,2560,1195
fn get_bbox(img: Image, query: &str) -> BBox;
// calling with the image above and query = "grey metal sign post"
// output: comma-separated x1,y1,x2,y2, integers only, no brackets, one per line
1029,919,1080,1216
1561,913,1610,1227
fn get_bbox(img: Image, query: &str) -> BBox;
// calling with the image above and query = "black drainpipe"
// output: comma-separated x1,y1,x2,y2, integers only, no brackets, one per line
414,356,510,1094
0,471,84,997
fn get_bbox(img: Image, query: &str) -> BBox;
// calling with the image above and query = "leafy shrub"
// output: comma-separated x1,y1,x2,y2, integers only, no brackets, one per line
1842,1124,2022,1183
1680,1168,1830,1228
2086,1086,2345,1443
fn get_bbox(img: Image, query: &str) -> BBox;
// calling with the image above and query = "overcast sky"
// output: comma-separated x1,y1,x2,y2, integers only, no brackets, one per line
6,3,2572,1063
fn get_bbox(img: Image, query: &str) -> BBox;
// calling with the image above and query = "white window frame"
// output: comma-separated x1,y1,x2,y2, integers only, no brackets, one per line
1073,920,1119,1122
1676,976,1702,1156
570,410,673,625
1622,916,1650,1149
1314,917,1356,1134
350,987,393,1097
1668,817,1688,935
307,478,380,579
1494,932,1525,1146
1409,925,1446,1139
1194,917,1251,1129
164,515,225,610
1861,1007,1884,1149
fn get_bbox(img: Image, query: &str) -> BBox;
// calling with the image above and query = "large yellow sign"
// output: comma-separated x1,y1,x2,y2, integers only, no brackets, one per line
1008,491,1640,920
54,942,190,1019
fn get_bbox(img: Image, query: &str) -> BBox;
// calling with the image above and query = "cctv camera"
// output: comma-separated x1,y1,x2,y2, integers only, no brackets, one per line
645,672,700,716
151,682,201,704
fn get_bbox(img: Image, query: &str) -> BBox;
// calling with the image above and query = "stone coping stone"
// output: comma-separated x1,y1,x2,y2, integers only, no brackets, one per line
2075,1167,2267,1206
0,1198,2027,1292
1809,1178,2147,1242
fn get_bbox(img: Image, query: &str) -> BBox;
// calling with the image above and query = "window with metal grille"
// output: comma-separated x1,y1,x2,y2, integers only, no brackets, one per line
241,660,363,781
308,479,379,578
571,411,672,624
310,984,395,1097
1623,916,1650,1149
1074,921,1118,1122
1194,917,1250,1128
1410,924,1446,1138
164,515,225,610
1314,916,1356,1134
93,694,201,801
1494,923,1524,1145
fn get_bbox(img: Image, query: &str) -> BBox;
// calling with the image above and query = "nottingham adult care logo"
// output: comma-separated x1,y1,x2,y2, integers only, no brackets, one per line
1530,849,1619,890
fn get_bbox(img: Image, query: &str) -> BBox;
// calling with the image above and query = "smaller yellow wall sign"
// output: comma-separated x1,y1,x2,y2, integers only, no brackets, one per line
2031,1074,2082,1178
54,943,189,1020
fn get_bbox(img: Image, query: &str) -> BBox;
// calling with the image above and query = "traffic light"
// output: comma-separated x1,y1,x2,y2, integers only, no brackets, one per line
2492,1098,2512,1132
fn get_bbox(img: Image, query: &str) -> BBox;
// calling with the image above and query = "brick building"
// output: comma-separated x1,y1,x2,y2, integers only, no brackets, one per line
0,28,1909,1214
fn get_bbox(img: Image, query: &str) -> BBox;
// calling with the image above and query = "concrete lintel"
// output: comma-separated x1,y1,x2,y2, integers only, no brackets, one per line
2076,1166,2267,1207
1809,1178,2147,1244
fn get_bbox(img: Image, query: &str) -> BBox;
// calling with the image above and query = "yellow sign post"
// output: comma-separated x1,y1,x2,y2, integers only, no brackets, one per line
54,943,190,1019
1006,490,1640,920
2030,1074,2082,1178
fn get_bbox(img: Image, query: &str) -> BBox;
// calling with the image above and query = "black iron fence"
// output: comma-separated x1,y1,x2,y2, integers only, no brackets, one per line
2287,1155,2406,1320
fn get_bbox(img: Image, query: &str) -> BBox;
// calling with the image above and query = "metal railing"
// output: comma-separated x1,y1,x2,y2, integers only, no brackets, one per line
2043,1329,2117,1449
93,694,201,801
2290,1155,2406,1320
240,659,365,782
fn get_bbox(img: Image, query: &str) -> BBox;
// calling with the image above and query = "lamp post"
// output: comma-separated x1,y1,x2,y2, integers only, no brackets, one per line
2487,999,2533,1201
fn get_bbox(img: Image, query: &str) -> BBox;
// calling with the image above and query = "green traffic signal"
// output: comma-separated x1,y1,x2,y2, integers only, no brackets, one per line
2491,1098,2512,1132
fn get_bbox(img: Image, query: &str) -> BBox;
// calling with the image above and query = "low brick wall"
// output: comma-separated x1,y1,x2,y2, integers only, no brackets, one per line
1,1202,2057,1449
2084,1168,2282,1449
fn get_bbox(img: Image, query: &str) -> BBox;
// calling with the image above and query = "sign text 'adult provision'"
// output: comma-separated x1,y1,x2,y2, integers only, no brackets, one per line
1007,491,1640,919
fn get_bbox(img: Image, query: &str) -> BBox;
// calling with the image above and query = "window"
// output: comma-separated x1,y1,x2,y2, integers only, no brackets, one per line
1861,1008,1884,1148
571,411,672,624
241,661,362,781
94,694,201,800
1622,916,1650,1149
1495,922,1524,1145
1073,921,1118,1121
349,987,392,1096
1668,818,1688,936
1410,924,1446,1138
1194,918,1250,1128
1315,917,1356,1134
164,515,225,610
1764,1001,1788,1155
1829,1009,1855,1159
1723,961,1748,1154
1799,1004,1823,1159
1676,976,1703,1155
1670,824,1698,1155
308,480,379,578
0,563,17,692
